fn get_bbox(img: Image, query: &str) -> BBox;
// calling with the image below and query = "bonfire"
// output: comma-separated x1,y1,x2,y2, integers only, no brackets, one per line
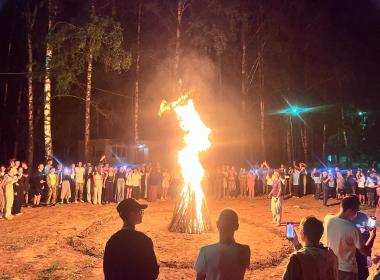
159,93,212,234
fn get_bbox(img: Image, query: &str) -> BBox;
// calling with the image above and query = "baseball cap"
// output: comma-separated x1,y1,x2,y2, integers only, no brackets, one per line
117,198,148,215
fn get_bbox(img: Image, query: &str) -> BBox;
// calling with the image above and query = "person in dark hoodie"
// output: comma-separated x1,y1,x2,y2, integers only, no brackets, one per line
103,198,159,280
283,216,338,280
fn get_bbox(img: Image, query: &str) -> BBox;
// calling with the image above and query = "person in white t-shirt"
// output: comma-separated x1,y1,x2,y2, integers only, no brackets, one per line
74,161,86,203
195,209,250,280
324,195,376,280
131,168,142,199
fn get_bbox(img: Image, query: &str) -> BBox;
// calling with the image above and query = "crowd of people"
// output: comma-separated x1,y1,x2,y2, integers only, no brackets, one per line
0,158,179,220
208,162,379,207
2,156,380,279
1,158,380,222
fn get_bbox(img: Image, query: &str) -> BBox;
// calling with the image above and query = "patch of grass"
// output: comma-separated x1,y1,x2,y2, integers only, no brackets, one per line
37,263,61,280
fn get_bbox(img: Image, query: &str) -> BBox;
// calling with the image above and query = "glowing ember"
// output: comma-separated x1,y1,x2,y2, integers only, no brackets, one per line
159,94,212,233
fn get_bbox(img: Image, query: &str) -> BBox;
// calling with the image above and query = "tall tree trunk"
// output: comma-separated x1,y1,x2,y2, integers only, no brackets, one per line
258,3,265,161
240,22,247,114
341,105,348,147
1,15,15,162
43,0,55,161
301,125,308,163
340,105,349,166
2,31,13,107
174,0,185,88
27,30,34,168
84,0,95,162
217,53,222,96
287,117,292,164
322,122,327,162
134,0,142,144
25,2,38,167
84,51,93,162
240,3,248,162
259,98,265,159
259,48,265,160
13,86,23,158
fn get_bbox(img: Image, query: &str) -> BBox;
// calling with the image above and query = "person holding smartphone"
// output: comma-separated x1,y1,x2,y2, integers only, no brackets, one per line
325,195,376,280
352,211,372,280
283,216,338,280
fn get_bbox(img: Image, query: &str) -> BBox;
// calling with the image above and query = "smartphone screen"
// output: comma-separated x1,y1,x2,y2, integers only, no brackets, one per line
286,223,294,239
368,217,376,228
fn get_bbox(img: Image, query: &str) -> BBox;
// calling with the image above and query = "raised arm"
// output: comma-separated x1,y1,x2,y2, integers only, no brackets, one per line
358,228,376,256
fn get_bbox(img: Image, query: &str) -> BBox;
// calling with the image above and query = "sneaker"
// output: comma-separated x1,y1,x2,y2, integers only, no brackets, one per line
80,200,84,203
15,213,23,216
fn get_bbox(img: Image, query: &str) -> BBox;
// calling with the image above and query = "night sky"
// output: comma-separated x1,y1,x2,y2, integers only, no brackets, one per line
0,0,379,167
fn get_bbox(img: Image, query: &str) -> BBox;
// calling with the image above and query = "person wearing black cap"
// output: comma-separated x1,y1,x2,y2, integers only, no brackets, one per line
103,198,159,280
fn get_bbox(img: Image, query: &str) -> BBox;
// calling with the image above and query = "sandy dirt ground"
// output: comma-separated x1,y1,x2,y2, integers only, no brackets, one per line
1,196,379,280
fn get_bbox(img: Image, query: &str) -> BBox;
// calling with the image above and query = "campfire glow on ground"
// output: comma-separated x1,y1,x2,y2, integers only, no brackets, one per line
159,94,212,234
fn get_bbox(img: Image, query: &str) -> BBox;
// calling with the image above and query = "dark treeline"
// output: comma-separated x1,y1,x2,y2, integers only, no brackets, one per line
0,0,379,167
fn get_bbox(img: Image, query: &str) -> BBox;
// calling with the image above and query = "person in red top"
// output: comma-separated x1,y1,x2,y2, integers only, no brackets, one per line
269,170,283,226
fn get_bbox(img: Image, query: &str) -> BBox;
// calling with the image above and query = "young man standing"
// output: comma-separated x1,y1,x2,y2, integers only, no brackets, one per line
195,209,251,280
74,161,85,203
84,163,93,203
283,216,338,280
291,163,301,198
31,164,45,207
311,168,322,200
325,195,376,280
103,198,159,280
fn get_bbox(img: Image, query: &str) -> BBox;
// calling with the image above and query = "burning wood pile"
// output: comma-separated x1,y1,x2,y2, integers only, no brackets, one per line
159,94,212,234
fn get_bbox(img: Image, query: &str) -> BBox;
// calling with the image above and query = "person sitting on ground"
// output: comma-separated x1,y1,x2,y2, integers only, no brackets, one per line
283,216,338,280
195,209,250,280
103,198,159,280
324,195,376,280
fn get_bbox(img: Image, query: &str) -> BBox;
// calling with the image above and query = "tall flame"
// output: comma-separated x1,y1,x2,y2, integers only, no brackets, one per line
159,94,212,233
